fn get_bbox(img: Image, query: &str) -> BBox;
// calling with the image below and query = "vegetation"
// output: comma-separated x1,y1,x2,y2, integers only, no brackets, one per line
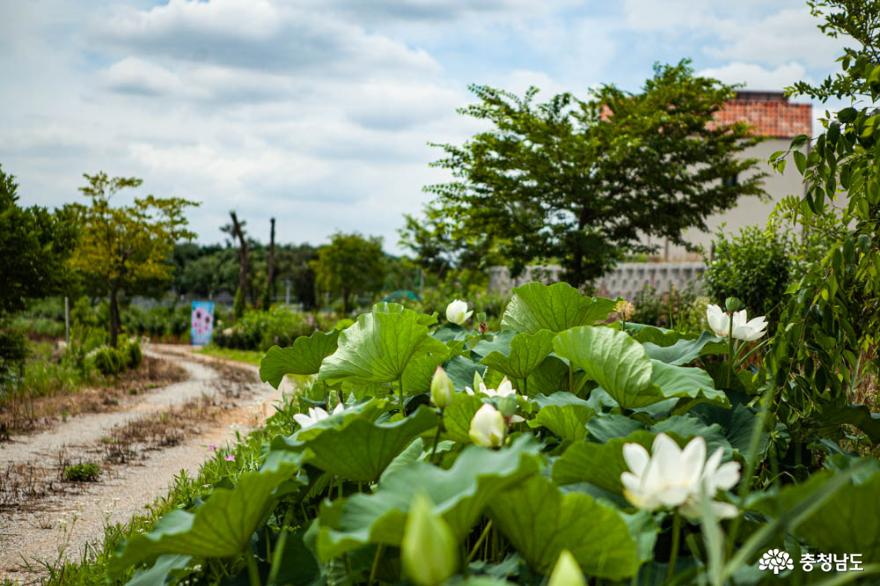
62,462,102,483
407,61,765,287
69,173,197,347
313,232,386,314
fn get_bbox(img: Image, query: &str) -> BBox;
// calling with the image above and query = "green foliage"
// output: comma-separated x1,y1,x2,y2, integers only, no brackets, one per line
0,166,78,317
63,462,102,482
313,232,386,314
631,284,709,334
416,61,765,286
705,225,792,319
260,330,340,387
213,306,320,352
70,172,198,346
90,338,143,376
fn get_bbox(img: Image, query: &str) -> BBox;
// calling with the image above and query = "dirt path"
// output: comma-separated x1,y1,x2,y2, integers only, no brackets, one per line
0,344,290,583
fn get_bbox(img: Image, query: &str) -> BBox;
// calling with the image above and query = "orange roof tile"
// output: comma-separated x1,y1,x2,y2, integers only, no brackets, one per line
713,92,812,139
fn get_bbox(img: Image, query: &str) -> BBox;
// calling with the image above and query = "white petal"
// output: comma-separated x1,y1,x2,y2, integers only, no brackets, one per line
706,304,729,337
332,403,345,415
680,436,707,489
656,485,691,507
293,414,313,428
703,448,724,479
710,500,739,519
621,471,642,494
732,309,748,328
623,443,651,477
496,378,515,397
711,462,741,492
651,434,682,472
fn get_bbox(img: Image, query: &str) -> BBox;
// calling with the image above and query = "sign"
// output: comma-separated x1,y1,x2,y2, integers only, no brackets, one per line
191,301,215,346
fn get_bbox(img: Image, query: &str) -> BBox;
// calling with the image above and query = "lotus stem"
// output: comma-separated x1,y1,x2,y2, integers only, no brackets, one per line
466,520,493,563
726,317,735,388
369,543,384,585
667,512,682,581
247,549,262,586
429,415,444,464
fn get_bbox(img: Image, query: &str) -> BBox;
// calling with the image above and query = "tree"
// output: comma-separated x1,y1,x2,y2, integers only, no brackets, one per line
421,61,765,287
313,232,385,314
222,211,249,318
70,172,197,347
0,165,79,316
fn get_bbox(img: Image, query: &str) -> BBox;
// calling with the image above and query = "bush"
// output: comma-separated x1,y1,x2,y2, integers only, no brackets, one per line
63,462,101,482
704,225,791,319
214,306,317,351
89,339,142,376
0,327,28,390
631,284,708,334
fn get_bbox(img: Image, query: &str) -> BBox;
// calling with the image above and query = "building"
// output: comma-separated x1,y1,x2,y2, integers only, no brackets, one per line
489,91,813,297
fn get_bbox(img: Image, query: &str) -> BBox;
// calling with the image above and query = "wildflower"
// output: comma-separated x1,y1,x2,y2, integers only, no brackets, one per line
293,403,344,430
469,404,506,448
706,304,767,341
224,454,235,462
430,367,454,409
614,299,635,321
445,299,473,325
621,434,740,519
208,443,217,452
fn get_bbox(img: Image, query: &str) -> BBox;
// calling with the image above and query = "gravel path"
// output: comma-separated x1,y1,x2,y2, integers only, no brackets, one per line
0,345,290,583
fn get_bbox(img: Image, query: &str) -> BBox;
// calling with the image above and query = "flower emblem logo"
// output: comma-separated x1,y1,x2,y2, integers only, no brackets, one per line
758,549,793,574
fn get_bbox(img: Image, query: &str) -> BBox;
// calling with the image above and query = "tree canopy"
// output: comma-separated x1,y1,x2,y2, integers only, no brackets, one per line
313,232,385,314
70,172,197,346
410,61,765,286
0,165,78,316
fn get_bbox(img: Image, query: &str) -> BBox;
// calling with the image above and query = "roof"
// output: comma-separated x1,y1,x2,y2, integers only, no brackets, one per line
713,91,812,139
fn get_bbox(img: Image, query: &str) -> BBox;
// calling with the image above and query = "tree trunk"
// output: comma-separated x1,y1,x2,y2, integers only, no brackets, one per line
342,287,350,315
109,286,120,348
229,211,249,317
265,217,276,308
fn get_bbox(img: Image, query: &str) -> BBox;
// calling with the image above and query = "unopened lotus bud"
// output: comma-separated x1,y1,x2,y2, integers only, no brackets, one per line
430,366,454,409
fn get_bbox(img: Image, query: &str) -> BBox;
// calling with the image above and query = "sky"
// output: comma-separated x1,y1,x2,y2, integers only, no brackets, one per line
0,0,847,253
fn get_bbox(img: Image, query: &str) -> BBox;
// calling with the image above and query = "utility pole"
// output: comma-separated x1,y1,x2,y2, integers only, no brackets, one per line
265,217,276,308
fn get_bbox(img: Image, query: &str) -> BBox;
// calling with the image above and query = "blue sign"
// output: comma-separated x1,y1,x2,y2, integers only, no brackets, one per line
191,301,215,346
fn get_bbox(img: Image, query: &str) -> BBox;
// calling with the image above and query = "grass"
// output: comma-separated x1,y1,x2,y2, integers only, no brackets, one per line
39,389,299,585
197,345,264,366
62,463,101,483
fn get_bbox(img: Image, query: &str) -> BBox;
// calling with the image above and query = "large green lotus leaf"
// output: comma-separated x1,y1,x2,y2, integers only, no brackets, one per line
650,415,731,456
623,323,687,346
260,330,340,388
553,431,655,492
489,475,640,579
472,330,516,358
111,452,300,574
528,392,594,443
525,355,571,395
316,436,542,560
278,406,439,482
587,413,644,442
643,331,725,365
443,392,485,443
648,360,730,408
319,303,447,384
125,554,191,586
445,354,487,391
553,326,658,408
481,330,555,386
401,341,463,395
502,282,615,334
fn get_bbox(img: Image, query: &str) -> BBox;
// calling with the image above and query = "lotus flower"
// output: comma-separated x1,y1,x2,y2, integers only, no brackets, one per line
730,309,768,341
430,366,454,409
621,433,740,519
445,299,473,325
707,304,767,342
469,403,506,448
293,403,344,430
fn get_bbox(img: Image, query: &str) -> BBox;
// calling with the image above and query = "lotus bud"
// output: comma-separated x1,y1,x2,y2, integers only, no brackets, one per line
548,550,586,586
497,395,517,418
469,404,506,448
724,296,744,313
402,494,458,586
473,370,484,391
445,299,473,325
430,366,454,409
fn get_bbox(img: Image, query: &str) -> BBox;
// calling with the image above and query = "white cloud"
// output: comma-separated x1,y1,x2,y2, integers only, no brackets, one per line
698,62,808,91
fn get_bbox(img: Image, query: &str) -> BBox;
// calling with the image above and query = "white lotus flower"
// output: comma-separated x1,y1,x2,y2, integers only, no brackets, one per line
621,434,740,519
293,403,344,430
730,309,768,342
445,299,473,325
706,304,730,337
469,404,506,448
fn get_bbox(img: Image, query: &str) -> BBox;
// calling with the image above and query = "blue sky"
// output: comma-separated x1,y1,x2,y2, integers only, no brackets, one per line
0,0,846,252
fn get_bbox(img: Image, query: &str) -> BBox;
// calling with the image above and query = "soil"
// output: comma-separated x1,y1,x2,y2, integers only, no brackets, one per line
0,344,291,584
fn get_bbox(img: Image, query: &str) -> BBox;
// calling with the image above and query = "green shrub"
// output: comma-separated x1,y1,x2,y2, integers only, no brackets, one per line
123,338,143,369
214,306,316,351
704,224,791,318
92,346,123,376
631,284,707,333
63,462,101,482
0,326,28,390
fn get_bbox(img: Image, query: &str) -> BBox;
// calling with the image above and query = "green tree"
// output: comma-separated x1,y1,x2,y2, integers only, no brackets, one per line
762,0,880,450
70,172,197,347
0,165,78,316
421,61,765,287
313,232,385,314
